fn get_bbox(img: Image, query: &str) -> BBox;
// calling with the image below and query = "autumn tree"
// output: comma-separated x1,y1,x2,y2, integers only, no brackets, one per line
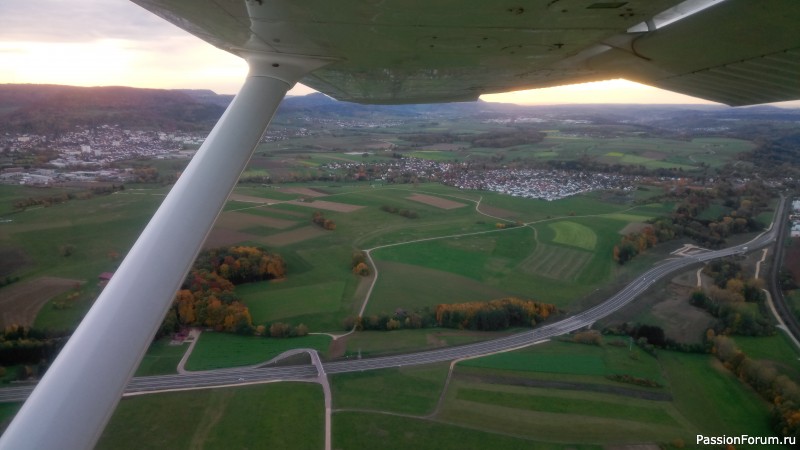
435,297,558,331
311,211,336,230
573,330,603,346
353,262,370,276
175,290,196,325
269,322,291,338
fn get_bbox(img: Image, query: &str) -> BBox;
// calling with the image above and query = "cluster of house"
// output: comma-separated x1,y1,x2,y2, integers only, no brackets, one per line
791,200,800,237
261,125,311,142
293,115,404,129
322,156,454,182
0,167,135,185
444,168,638,201
0,125,208,185
322,156,638,200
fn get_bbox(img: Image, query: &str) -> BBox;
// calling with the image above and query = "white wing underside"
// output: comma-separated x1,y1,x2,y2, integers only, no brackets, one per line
132,0,800,106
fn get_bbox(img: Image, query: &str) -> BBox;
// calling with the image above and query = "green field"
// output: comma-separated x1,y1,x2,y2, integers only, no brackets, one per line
549,221,597,250
184,332,331,371
134,338,188,376
0,117,787,450
0,188,165,281
456,387,678,425
460,338,664,382
331,363,449,414
97,383,323,450
239,280,346,324
333,412,602,450
535,135,752,170
439,339,778,448
344,329,516,357
732,334,800,378
1,181,674,339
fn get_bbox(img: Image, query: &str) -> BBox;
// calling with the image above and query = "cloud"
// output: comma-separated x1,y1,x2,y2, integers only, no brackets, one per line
0,0,180,43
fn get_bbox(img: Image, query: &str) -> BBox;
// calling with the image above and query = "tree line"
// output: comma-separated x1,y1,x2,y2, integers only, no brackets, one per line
404,127,545,148
435,298,557,330
351,251,370,276
613,181,771,265
311,211,336,230
345,297,558,332
0,325,71,381
12,184,125,212
380,204,419,219
713,336,800,440
688,259,772,337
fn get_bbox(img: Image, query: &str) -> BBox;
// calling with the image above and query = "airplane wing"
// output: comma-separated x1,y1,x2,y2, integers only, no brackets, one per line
131,0,800,105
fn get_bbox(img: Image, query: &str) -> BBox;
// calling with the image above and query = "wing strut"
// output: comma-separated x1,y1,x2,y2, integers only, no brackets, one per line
0,53,332,450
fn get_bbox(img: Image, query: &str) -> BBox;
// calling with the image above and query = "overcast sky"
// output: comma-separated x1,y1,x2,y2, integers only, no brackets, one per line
1,0,796,107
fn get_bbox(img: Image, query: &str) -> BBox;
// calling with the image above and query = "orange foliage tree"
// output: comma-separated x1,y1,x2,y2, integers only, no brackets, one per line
434,297,558,331
162,246,287,335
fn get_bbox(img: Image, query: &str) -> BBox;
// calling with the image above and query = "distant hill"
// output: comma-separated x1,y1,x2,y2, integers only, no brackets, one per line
276,92,497,117
0,84,503,135
0,84,227,134
2,83,798,136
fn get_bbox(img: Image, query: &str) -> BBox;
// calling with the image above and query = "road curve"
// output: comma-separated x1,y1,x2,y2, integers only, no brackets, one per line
0,198,785,404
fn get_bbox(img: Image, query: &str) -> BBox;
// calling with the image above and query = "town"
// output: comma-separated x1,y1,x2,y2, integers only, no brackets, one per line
0,123,315,185
3,121,642,202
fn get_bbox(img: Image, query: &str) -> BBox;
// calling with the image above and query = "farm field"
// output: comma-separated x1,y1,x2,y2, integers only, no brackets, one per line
0,179,711,354
0,187,165,282
184,332,330,371
331,363,449,414
97,383,324,450
436,339,778,448
256,127,754,173
134,338,188,376
333,412,602,450
343,329,517,358
1,110,793,450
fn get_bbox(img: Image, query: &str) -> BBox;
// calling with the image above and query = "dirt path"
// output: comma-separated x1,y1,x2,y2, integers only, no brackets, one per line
176,329,202,374
354,189,641,321
188,389,234,450
0,277,83,327
326,333,350,359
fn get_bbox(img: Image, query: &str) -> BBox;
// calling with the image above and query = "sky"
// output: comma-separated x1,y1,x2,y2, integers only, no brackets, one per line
1,0,797,107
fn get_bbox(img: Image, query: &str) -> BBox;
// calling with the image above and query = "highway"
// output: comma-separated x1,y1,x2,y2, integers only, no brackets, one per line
0,197,785,404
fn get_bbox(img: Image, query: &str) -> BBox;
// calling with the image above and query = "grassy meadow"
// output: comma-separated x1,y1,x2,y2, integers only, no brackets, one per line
437,339,777,448
0,179,735,360
1,119,791,450
184,332,330,371
97,383,324,450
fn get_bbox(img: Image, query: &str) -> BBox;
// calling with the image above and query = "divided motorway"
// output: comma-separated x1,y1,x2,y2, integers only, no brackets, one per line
0,197,785,403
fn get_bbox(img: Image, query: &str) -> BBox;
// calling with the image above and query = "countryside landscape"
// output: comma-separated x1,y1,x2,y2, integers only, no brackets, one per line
1,85,800,449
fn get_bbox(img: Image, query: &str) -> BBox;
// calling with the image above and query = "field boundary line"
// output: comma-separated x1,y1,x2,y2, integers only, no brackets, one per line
426,339,550,419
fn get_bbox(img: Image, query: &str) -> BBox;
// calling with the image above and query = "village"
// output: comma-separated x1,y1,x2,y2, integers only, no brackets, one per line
0,125,204,184
322,157,639,201
0,123,316,185
791,199,800,237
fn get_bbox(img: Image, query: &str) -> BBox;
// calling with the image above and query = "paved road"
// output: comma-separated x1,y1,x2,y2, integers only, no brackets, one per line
0,198,785,404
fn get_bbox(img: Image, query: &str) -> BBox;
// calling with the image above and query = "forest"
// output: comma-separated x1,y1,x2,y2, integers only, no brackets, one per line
613,180,771,264
349,297,558,332
160,246,287,335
